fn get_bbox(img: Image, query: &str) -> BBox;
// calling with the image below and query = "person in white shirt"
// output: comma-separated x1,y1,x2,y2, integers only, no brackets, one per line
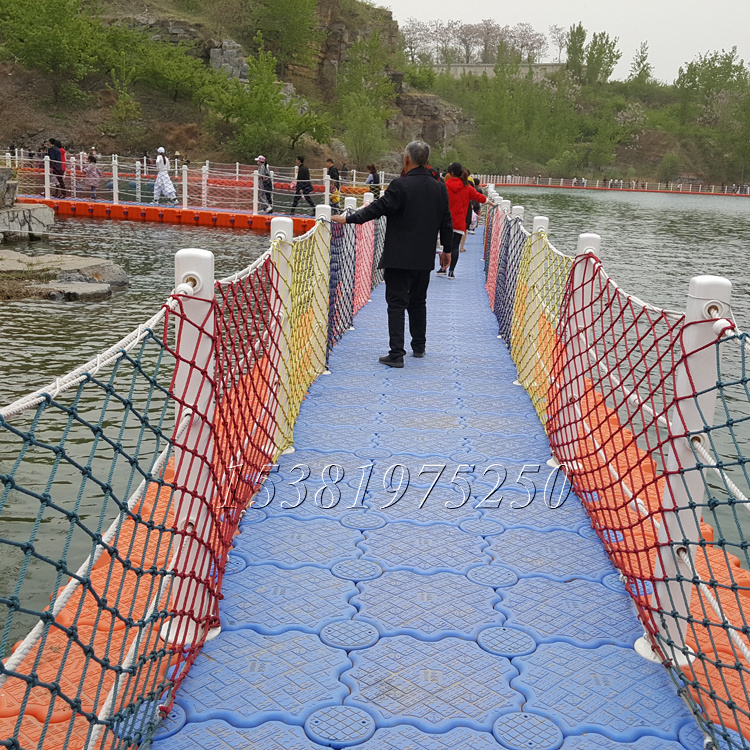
152,147,177,204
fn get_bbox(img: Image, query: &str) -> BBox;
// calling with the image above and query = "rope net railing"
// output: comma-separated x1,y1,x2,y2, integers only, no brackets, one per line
484,199,750,749
9,153,389,216
0,206,382,749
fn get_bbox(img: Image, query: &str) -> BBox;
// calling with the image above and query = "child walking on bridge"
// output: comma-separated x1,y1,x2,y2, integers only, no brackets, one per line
152,147,177,204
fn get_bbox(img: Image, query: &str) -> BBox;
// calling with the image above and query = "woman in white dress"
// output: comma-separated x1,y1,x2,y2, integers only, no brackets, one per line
152,147,177,203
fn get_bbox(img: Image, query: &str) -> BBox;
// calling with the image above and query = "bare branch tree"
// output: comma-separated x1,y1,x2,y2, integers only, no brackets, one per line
549,24,566,63
457,23,483,64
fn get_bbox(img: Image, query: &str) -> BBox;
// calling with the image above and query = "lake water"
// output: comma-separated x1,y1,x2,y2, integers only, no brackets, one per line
498,187,750,323
0,189,749,650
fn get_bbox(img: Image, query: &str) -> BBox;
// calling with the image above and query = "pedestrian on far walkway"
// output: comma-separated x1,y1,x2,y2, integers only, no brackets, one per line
152,147,177,204
255,155,273,213
85,155,102,200
46,139,65,198
291,155,315,215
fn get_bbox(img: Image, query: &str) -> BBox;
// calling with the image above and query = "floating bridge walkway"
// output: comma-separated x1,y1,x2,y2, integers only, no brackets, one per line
1,193,748,750
153,231,703,750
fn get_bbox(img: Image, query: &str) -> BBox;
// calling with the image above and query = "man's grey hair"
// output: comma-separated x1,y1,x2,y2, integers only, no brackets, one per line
405,140,430,167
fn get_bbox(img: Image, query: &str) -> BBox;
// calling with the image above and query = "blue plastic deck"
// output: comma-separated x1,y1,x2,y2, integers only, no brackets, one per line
154,230,710,749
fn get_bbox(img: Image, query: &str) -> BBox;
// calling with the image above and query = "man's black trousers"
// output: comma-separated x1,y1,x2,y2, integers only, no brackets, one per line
383,268,431,357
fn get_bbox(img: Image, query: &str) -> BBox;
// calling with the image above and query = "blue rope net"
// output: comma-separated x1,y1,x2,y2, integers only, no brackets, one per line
0,323,178,749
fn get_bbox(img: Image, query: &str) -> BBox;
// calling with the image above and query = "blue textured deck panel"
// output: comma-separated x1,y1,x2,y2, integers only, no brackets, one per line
154,231,709,749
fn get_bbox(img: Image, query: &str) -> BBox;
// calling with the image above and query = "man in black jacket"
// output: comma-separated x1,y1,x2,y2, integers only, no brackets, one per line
332,140,453,368
291,155,315,214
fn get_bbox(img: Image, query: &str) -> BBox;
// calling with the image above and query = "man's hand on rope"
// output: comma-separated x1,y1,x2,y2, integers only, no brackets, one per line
331,214,347,224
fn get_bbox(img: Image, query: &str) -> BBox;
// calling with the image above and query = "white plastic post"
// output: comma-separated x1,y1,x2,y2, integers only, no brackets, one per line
5,152,12,168
43,155,51,200
511,205,524,222
532,216,549,235
363,191,374,206
70,156,77,200
323,172,330,205
252,170,259,216
174,156,179,177
269,217,296,454
519,215,552,371
635,275,732,667
135,161,142,203
161,247,217,647
143,155,147,175
351,169,357,186
500,199,511,216
112,155,119,205
235,162,240,181
344,196,357,212
14,148,19,169
182,164,189,209
201,164,208,208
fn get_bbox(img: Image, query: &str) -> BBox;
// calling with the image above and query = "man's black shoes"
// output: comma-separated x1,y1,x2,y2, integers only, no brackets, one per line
412,351,425,358
378,354,404,368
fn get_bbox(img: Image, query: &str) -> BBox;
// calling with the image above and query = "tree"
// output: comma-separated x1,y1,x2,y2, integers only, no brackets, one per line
207,37,329,160
476,20,503,64
431,20,462,65
510,23,547,63
0,0,102,99
628,41,653,84
566,23,587,80
657,153,681,182
549,25,567,63
457,23,482,64
585,32,621,85
337,33,396,119
676,47,748,122
339,93,388,166
400,18,432,64
246,0,320,77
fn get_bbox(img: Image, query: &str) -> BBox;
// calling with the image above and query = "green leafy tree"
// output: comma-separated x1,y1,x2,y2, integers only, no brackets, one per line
339,92,388,166
247,0,320,77
208,36,329,160
657,153,681,181
565,23,587,80
585,32,621,85
0,0,102,99
628,42,653,85
676,47,748,123
337,32,396,119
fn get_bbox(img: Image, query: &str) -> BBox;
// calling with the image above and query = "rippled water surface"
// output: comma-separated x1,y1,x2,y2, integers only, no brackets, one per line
499,188,750,322
1,219,270,407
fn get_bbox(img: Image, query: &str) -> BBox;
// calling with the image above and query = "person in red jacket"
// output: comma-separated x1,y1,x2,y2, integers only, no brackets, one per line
439,161,487,278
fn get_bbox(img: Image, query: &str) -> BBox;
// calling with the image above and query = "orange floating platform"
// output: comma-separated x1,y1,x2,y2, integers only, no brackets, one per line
17,197,317,234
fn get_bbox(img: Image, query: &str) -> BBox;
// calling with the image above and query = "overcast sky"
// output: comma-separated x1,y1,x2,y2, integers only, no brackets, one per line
379,0,750,83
